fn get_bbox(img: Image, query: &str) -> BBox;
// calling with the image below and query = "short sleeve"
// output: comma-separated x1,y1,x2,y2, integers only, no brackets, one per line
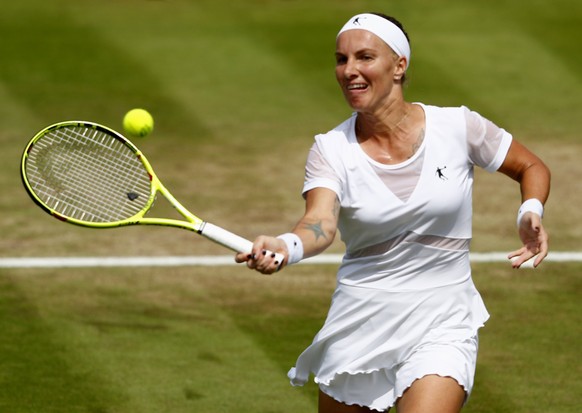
464,107,513,172
302,141,343,198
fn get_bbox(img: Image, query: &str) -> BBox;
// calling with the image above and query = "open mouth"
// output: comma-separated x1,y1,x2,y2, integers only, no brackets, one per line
347,83,368,91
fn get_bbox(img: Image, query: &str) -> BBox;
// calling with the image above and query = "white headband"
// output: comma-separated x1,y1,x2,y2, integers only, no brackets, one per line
337,13,411,69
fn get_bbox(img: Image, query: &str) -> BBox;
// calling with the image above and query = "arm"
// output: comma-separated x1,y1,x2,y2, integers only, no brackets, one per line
497,139,551,268
291,187,340,259
235,187,340,274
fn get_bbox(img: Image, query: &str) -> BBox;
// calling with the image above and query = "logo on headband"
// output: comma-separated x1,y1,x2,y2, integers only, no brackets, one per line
353,16,366,25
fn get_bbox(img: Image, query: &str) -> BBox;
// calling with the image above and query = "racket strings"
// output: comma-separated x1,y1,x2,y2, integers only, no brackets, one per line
60,129,144,212
25,126,152,222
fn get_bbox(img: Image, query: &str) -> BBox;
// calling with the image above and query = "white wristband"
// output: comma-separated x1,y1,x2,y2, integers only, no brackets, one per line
517,198,544,227
277,233,304,266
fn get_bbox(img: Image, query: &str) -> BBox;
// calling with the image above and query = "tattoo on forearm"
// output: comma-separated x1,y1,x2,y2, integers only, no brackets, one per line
303,220,327,241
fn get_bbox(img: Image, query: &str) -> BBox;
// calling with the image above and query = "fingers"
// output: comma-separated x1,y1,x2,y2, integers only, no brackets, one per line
533,249,548,268
508,247,530,269
509,219,549,269
247,248,283,274
234,252,251,264
509,251,547,269
235,236,287,275
508,242,545,268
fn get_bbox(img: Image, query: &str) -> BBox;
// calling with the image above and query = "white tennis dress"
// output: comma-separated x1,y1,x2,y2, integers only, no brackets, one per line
287,104,513,407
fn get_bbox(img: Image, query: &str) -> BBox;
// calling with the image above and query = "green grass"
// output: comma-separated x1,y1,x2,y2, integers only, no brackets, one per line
0,264,580,412
0,0,580,411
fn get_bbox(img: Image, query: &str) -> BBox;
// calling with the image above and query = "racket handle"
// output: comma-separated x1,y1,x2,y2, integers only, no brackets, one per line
201,222,285,266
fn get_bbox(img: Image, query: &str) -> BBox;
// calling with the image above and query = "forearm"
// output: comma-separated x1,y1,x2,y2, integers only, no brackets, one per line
239,188,339,273
518,161,551,204
282,187,340,261
498,140,551,204
291,216,337,259
497,140,551,268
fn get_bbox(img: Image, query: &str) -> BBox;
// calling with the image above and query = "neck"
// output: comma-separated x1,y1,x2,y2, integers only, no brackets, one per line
356,101,412,140
355,102,423,164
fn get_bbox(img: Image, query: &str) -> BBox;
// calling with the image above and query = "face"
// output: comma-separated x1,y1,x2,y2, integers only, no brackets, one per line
335,30,406,113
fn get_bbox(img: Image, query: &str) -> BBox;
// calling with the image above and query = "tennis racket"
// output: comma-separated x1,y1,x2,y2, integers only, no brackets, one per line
21,121,283,266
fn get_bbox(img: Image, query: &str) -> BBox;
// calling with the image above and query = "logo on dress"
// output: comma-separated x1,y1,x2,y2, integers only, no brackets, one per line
436,166,448,180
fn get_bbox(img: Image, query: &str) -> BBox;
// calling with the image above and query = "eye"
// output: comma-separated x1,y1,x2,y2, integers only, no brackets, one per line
335,54,347,65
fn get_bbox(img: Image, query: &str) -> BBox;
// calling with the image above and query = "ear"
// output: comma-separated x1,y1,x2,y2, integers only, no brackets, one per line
393,56,407,81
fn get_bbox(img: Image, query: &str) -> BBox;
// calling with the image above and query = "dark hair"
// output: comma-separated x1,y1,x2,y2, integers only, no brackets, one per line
371,13,410,84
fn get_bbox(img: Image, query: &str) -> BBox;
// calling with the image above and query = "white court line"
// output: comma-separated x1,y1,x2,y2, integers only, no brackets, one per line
0,252,581,269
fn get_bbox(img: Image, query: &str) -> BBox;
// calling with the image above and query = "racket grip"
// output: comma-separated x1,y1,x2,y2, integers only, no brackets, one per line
201,222,285,266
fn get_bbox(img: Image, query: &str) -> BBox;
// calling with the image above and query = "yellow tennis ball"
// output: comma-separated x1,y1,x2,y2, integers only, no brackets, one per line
123,108,154,137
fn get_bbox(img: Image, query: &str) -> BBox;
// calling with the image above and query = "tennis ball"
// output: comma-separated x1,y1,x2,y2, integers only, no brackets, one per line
123,108,154,137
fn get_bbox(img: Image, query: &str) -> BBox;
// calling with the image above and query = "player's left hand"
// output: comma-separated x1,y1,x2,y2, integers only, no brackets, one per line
508,212,549,268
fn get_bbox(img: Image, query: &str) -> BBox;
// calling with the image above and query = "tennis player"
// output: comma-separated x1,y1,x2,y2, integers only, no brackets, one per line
236,12,550,413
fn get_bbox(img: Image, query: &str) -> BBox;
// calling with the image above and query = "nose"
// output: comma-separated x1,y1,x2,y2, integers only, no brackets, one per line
343,57,358,79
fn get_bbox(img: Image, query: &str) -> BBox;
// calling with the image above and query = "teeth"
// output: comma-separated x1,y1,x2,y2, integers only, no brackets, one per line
347,83,367,90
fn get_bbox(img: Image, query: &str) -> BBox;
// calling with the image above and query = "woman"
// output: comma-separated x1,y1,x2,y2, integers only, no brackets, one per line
236,12,550,413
